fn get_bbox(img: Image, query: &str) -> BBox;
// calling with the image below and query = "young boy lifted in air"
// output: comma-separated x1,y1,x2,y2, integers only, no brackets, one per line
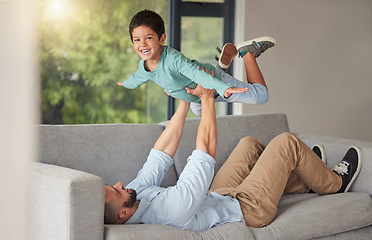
118,9,275,116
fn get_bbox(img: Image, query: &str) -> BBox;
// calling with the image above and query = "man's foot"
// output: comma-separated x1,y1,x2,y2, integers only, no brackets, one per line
312,144,327,164
333,146,362,193
216,43,238,70
236,36,276,58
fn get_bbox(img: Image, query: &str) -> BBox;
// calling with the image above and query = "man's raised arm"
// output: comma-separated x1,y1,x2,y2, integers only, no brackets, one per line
185,84,217,159
153,100,190,158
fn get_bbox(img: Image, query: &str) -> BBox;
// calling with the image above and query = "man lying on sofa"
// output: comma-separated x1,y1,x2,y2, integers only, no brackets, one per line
104,83,361,230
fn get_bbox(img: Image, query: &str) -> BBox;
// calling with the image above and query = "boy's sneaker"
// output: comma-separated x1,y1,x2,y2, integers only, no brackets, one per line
312,144,327,164
333,146,362,193
236,36,276,58
216,43,238,70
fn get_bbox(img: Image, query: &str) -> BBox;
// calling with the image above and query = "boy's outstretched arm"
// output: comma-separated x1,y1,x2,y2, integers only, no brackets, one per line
185,85,217,159
153,100,190,158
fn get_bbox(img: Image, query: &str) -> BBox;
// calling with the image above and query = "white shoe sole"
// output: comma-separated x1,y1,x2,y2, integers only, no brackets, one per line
218,43,238,69
344,146,362,192
312,144,327,164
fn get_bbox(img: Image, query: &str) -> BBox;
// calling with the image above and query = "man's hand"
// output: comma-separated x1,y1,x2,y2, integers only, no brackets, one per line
200,67,215,77
164,89,172,97
185,67,216,100
224,87,248,98
198,66,248,98
117,82,123,86
185,84,215,100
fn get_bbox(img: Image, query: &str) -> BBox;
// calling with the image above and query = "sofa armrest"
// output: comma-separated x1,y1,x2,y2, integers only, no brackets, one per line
296,133,372,195
31,162,105,240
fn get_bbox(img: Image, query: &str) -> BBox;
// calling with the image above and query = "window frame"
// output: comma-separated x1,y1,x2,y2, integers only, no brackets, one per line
167,0,236,119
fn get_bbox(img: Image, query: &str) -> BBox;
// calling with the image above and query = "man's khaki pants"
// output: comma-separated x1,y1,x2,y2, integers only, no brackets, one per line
209,132,340,228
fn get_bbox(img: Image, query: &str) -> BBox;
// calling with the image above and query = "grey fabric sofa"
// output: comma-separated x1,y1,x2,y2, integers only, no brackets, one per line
31,113,372,240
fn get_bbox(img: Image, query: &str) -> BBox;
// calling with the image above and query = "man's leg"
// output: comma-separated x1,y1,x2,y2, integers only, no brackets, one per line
284,172,311,193
233,132,341,227
209,136,264,192
210,134,315,195
285,144,327,193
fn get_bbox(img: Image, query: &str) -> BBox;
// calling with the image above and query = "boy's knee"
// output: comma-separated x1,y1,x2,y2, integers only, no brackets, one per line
255,86,269,105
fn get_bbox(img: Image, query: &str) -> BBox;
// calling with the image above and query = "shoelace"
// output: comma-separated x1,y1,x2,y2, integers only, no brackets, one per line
333,161,350,176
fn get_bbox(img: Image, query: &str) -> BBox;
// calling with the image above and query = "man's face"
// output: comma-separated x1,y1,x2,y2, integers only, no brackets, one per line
105,182,137,208
131,25,166,62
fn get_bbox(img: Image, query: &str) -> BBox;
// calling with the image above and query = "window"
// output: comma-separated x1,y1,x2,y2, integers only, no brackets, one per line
38,0,235,124
182,0,225,3
168,0,236,119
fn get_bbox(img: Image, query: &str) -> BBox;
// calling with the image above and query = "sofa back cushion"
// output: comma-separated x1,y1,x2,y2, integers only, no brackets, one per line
161,113,290,178
38,124,178,187
38,113,290,188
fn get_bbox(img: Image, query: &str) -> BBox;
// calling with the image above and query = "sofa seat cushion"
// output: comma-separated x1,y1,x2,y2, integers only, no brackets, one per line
104,222,254,240
104,193,371,240
250,192,372,240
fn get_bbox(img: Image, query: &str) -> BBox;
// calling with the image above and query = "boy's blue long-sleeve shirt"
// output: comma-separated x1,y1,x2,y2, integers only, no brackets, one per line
122,46,232,102
125,149,244,232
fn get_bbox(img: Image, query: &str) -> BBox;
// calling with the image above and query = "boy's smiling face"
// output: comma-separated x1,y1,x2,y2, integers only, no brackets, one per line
132,25,166,65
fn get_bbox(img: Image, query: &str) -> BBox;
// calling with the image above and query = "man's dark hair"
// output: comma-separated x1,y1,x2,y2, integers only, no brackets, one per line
104,200,120,224
129,9,165,43
104,189,137,224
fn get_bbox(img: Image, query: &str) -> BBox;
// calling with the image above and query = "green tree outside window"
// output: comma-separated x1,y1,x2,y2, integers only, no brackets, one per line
39,0,222,124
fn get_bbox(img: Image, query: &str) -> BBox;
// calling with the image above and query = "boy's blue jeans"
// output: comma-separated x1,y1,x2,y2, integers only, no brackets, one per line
190,66,269,116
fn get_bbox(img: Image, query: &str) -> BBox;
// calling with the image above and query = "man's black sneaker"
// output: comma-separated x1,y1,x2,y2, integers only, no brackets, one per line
333,146,362,193
312,144,327,164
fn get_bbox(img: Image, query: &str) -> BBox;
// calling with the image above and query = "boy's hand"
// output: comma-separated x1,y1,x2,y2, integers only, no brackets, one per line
224,87,248,98
117,82,123,86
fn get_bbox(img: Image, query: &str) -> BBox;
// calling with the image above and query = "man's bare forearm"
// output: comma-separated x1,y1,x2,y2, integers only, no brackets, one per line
153,101,190,158
196,93,217,159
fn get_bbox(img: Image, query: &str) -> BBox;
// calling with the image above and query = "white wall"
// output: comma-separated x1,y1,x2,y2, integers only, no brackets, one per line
235,0,372,141
0,0,38,240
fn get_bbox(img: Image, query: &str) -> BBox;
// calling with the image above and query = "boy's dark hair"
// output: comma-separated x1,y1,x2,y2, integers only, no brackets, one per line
129,10,165,43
